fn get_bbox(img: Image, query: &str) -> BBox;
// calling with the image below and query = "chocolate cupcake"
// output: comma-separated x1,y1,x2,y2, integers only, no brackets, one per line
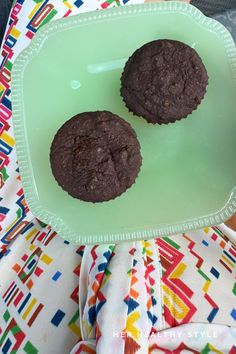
50,111,142,203
121,39,208,124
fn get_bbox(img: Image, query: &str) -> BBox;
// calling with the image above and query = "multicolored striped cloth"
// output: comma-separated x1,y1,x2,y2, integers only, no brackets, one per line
0,1,236,353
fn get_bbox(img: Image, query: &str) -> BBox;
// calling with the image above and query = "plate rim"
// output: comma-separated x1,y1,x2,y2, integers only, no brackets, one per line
11,1,236,244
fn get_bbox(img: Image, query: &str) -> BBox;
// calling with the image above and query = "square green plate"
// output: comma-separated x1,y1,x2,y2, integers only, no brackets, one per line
12,2,236,244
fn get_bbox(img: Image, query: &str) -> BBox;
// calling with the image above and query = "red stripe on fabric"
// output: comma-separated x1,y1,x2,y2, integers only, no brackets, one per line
28,303,43,327
44,231,57,245
17,188,23,196
37,232,46,242
229,247,236,258
26,30,34,39
170,278,194,298
3,281,15,299
156,238,181,257
220,259,232,273
13,291,23,306
64,9,72,17
204,293,218,308
163,304,179,327
7,287,19,306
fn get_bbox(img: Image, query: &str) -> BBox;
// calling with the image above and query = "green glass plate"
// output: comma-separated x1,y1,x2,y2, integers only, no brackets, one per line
12,2,236,244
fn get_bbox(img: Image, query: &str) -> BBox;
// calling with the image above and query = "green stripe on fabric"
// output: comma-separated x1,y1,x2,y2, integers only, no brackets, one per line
198,268,210,281
24,341,39,354
5,60,12,71
233,282,236,296
201,344,211,354
68,309,80,325
163,237,181,250
1,167,9,182
39,9,58,29
3,309,10,322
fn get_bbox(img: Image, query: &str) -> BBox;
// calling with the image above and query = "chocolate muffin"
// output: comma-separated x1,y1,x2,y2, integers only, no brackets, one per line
50,111,142,202
121,39,208,124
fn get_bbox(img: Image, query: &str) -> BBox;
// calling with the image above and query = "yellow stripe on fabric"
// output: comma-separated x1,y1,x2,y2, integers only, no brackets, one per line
6,218,18,232
222,254,234,268
170,263,186,278
40,254,52,264
208,343,223,353
100,273,111,289
25,228,38,241
162,285,189,320
203,280,211,293
1,131,15,147
64,1,72,9
22,298,37,320
0,83,5,94
146,248,153,256
69,323,81,338
29,244,36,251
10,27,20,39
126,311,141,340
29,3,42,19
142,240,153,256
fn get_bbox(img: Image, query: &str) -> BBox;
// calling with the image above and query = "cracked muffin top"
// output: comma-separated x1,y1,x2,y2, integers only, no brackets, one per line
50,111,142,202
121,39,208,124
